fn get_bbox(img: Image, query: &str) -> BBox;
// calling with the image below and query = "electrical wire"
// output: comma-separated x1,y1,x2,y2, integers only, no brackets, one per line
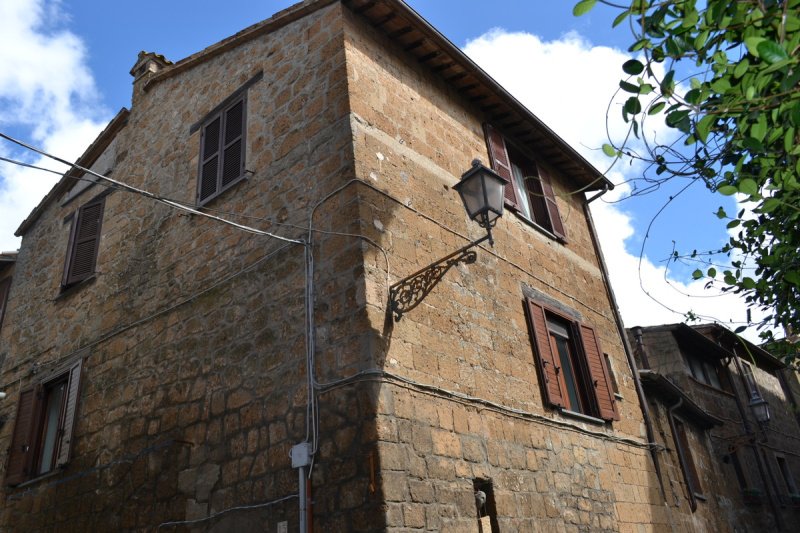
156,494,299,530
314,367,663,452
0,132,305,245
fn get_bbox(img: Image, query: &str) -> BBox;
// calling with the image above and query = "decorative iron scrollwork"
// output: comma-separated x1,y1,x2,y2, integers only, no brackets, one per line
388,233,490,321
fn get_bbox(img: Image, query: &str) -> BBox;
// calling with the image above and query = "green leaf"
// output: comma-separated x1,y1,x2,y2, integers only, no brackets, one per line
756,40,789,64
620,80,640,93
612,10,630,28
572,0,597,16
692,269,703,279
718,185,738,196
786,271,800,286
733,59,749,79
742,277,757,290
622,59,644,75
760,198,780,213
745,37,766,57
648,101,666,115
602,143,617,157
661,70,676,96
707,267,717,278
715,206,727,219
739,179,758,196
695,115,715,143
624,96,642,114
746,85,756,100
727,219,741,229
785,127,796,153
751,116,767,142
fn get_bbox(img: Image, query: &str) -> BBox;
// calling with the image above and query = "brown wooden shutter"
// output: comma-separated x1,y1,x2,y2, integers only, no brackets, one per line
484,124,519,209
537,166,567,241
5,386,42,486
221,99,245,188
199,116,221,203
64,198,105,286
525,299,566,408
0,277,10,332
578,324,619,421
56,359,83,468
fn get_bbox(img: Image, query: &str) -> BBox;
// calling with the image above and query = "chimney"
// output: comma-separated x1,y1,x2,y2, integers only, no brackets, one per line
129,51,172,83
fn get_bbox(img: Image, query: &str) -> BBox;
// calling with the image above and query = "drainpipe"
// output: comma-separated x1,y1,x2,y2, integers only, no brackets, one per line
728,355,784,530
582,202,672,514
667,398,697,513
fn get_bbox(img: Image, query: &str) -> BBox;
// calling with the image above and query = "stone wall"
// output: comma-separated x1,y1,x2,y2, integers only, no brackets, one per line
0,3,385,531
341,7,668,532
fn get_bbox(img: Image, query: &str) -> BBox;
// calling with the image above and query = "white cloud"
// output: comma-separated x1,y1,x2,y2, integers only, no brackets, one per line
0,0,109,251
463,29,769,341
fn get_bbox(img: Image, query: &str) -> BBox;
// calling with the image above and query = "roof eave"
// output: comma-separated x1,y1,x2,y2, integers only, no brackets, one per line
15,108,130,237
342,0,612,193
639,369,724,428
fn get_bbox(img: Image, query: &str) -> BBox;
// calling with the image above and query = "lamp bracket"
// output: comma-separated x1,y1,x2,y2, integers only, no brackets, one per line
389,233,489,321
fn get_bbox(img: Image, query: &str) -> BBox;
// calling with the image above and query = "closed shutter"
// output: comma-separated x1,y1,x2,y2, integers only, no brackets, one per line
64,198,105,286
5,386,42,486
199,116,221,203
484,124,519,209
578,324,619,421
221,99,245,188
525,299,566,408
537,166,567,241
56,359,83,467
0,277,10,332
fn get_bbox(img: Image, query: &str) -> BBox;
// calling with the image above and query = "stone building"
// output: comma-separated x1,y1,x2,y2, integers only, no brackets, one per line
0,0,680,531
630,323,800,532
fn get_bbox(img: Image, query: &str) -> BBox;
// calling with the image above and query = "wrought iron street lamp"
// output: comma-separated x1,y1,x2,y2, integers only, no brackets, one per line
748,396,771,426
453,159,507,245
388,160,507,321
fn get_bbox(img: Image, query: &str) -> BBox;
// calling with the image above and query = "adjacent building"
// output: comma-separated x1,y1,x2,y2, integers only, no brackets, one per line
630,323,800,532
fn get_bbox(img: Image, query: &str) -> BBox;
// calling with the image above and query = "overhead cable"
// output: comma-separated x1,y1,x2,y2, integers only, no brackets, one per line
0,132,305,245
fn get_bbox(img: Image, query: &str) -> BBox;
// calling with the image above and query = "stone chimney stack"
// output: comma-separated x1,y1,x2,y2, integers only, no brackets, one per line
129,51,172,83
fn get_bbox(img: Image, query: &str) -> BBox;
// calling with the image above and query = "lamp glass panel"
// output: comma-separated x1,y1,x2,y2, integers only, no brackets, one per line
457,173,486,220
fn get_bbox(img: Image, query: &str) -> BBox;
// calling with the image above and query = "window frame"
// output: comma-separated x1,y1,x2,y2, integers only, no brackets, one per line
484,124,567,241
673,417,704,503
775,455,798,496
62,194,106,288
524,297,619,421
5,358,83,487
196,94,248,206
683,351,731,392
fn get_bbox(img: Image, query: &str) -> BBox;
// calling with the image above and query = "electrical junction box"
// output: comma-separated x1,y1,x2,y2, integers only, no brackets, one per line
291,442,312,468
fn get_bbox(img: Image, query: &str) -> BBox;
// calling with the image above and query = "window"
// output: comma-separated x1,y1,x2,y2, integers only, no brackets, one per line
5,359,83,486
62,195,106,287
740,362,762,400
0,276,10,332
684,352,731,391
729,449,748,490
484,124,566,240
673,419,703,499
197,95,246,205
524,298,618,421
473,478,498,533
776,456,798,495
604,353,621,397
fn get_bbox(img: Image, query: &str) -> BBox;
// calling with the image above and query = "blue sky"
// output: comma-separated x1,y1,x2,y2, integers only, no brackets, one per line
0,0,758,335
